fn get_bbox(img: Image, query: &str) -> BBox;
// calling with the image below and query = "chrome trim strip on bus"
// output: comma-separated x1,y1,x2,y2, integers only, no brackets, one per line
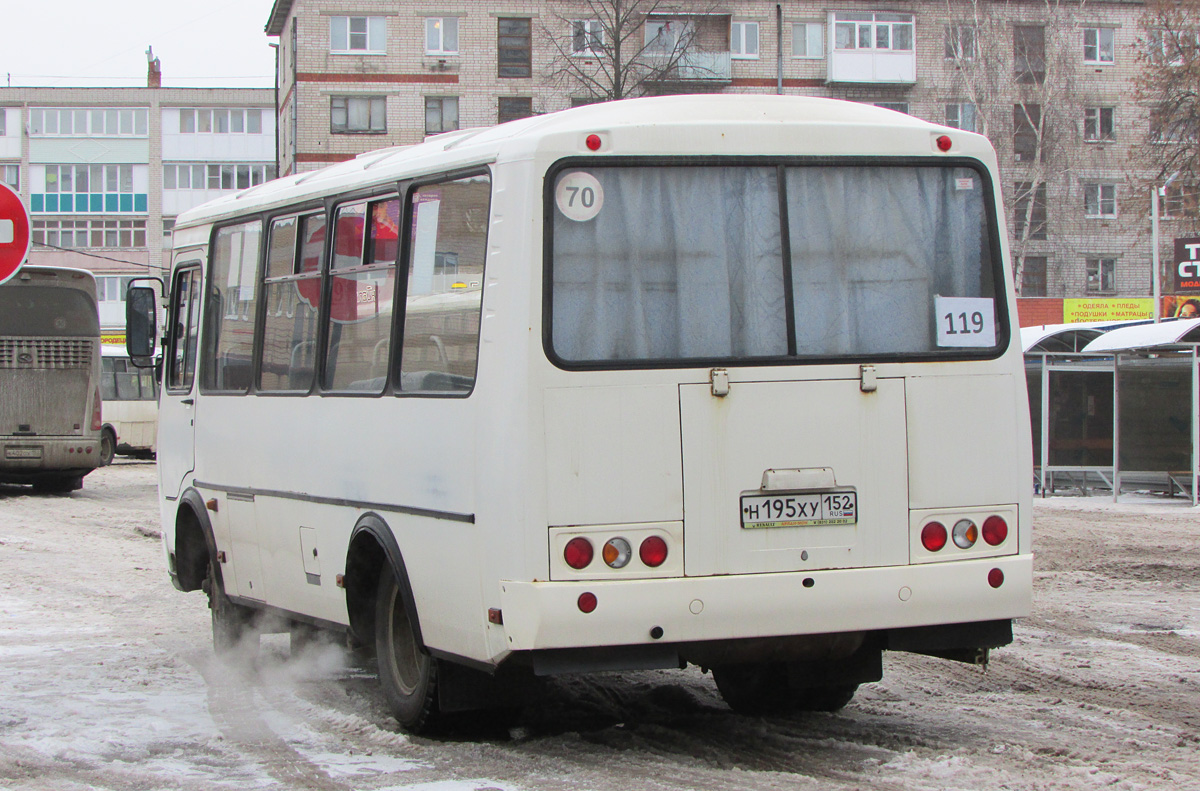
192,480,475,524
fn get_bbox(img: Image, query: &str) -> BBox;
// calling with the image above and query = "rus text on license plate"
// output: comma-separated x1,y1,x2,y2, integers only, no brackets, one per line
740,490,857,529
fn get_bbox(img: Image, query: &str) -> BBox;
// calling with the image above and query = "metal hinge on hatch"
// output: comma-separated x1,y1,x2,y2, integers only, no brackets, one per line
711,368,730,397
860,364,878,393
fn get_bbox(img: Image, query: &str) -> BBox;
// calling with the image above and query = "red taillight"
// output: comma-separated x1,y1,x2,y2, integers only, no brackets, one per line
91,386,103,431
988,568,1004,588
639,536,668,567
936,134,952,152
921,522,948,552
577,592,598,613
982,515,1009,546
564,537,593,569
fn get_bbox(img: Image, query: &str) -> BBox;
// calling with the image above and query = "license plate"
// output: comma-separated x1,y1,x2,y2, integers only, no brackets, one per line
5,446,42,460
740,490,857,529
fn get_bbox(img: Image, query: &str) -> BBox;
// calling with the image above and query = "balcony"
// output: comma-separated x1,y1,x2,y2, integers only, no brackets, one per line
646,50,732,82
826,11,916,85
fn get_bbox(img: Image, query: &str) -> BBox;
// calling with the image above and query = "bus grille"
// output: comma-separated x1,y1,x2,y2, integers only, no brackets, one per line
0,339,95,369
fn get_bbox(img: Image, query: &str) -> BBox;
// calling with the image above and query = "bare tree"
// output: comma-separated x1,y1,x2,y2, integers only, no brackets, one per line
942,0,1086,295
542,0,726,102
1130,0,1200,235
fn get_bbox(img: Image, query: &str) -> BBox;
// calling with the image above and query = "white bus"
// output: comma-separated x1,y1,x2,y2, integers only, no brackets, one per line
128,96,1032,731
1,266,103,491
99,345,158,463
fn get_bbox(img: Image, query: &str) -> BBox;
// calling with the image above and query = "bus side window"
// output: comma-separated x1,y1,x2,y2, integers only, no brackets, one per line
398,174,490,394
167,268,201,391
202,221,263,393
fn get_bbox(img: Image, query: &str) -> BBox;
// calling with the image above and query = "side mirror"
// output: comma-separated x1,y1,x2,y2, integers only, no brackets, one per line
126,285,158,364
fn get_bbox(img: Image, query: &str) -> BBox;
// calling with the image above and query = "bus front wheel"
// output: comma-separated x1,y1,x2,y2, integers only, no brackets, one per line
713,663,858,715
374,564,439,732
206,560,258,656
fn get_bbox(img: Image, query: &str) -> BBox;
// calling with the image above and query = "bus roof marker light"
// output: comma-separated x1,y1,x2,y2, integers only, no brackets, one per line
585,133,602,151
936,134,952,152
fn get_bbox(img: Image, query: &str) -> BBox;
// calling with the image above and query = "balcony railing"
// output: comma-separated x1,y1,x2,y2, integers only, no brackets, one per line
646,51,732,82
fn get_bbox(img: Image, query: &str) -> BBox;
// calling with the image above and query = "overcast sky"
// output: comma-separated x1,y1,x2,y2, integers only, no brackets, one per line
2,0,277,88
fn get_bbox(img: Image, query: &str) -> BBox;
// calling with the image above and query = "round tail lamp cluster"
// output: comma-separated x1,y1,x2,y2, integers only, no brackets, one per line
563,535,668,570
922,515,1010,552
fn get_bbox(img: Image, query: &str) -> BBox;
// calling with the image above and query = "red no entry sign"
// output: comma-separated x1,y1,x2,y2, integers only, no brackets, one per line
0,181,32,286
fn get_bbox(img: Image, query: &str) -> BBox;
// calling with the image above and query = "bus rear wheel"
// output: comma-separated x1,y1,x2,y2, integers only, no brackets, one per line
99,429,116,467
713,662,858,715
374,565,439,733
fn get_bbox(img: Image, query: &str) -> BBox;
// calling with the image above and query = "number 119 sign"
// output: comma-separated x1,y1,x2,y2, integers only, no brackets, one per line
935,296,996,348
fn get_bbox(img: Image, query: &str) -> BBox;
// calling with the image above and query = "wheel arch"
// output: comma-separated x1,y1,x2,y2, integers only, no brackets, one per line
173,488,220,593
346,513,425,651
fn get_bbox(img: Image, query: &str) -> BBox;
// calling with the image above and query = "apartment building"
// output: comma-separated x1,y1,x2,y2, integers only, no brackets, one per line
265,0,1171,317
0,67,275,334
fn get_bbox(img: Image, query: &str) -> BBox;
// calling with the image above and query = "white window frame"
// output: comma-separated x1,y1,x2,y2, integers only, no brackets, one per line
833,12,913,52
945,102,977,132
426,17,459,55
1084,183,1118,218
1083,27,1115,64
1085,257,1116,293
792,22,824,58
571,20,604,56
645,19,691,54
731,20,760,59
2,164,16,190
425,96,460,135
1084,107,1114,142
28,108,148,138
329,16,386,54
331,96,387,134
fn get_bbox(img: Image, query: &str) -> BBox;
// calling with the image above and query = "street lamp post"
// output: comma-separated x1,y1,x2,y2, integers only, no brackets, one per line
1152,172,1180,323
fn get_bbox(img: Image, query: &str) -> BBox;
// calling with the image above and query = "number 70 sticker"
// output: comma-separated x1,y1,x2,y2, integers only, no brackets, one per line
555,172,604,222
935,296,996,347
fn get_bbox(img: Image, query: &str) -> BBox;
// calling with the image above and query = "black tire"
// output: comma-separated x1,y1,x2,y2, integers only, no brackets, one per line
207,560,258,656
375,564,439,733
713,663,858,715
289,622,323,655
99,429,116,467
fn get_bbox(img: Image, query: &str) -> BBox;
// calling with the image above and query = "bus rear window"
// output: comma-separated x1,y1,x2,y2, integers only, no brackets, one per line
0,287,100,337
548,163,1000,365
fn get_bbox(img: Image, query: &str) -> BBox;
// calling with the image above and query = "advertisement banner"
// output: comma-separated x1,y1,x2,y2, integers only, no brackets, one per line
1174,237,1200,293
1063,298,1154,323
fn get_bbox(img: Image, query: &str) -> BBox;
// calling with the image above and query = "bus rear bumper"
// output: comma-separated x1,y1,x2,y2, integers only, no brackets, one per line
498,555,1031,653
0,438,100,483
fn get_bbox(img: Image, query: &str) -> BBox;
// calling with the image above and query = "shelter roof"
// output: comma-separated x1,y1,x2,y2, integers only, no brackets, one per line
1021,320,1149,353
1081,318,1200,353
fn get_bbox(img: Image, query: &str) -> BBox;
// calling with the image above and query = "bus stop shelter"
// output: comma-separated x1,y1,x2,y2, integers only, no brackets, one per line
1080,318,1200,505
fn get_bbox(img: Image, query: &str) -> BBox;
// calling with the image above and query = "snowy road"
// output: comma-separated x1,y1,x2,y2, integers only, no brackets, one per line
1,461,1198,790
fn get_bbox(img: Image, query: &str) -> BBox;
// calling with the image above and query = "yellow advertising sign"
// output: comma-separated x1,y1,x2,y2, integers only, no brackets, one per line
1062,298,1154,323
101,334,125,346
1065,298,1156,324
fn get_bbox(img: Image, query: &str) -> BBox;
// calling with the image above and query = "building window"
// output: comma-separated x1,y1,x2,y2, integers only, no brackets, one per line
1013,182,1048,240
792,22,824,58
1084,183,1118,218
498,97,533,124
498,18,532,78
164,163,274,191
96,275,137,303
2,164,16,190
162,218,175,244
945,24,976,60
0,112,5,135
1148,29,1198,65
178,108,263,134
36,164,145,214
330,16,385,53
645,19,692,54
572,20,604,56
1162,184,1197,218
1086,257,1116,293
32,218,147,249
875,102,909,114
1083,27,1115,64
331,96,386,134
1014,104,1042,162
945,102,977,132
1020,256,1047,297
731,21,759,59
426,17,459,55
1014,25,1046,83
833,12,913,52
1084,107,1114,141
29,108,148,137
425,97,459,135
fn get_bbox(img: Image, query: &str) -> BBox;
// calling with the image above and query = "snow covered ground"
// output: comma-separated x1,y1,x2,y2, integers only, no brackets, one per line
1,462,1197,790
